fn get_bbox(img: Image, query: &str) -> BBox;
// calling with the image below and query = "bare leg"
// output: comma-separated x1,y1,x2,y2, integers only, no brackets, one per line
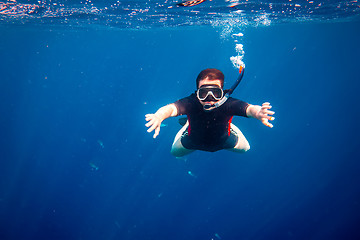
171,121,195,157
227,123,250,153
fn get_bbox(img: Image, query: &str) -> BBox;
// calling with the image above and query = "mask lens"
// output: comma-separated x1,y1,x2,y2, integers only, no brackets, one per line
211,88,223,99
198,88,210,99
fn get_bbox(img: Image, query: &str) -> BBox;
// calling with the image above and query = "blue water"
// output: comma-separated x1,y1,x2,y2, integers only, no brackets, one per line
1,1,360,239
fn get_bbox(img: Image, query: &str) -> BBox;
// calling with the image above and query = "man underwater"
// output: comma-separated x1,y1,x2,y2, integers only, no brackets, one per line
145,68,275,157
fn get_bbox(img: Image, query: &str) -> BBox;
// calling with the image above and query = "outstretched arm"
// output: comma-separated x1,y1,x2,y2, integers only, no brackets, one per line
246,102,275,128
145,104,178,138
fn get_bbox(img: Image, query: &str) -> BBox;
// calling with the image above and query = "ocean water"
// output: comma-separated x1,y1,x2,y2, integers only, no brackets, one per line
1,1,360,240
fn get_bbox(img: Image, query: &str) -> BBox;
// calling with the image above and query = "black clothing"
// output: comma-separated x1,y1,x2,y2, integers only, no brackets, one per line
174,93,249,152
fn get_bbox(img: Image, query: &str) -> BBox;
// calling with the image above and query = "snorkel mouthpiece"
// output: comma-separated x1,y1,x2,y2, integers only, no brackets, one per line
204,103,213,111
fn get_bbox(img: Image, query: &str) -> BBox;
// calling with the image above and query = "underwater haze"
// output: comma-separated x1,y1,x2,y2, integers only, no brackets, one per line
1,0,360,240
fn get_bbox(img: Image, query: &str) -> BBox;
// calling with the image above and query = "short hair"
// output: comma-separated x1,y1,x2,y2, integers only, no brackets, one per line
196,68,224,89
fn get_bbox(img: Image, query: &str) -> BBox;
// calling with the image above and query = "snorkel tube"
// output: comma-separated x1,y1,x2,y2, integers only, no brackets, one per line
203,66,245,111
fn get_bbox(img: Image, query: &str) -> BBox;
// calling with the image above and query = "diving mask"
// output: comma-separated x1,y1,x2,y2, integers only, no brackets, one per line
196,85,224,101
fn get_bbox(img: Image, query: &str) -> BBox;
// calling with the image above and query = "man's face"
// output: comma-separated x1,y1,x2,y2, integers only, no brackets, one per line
198,78,223,106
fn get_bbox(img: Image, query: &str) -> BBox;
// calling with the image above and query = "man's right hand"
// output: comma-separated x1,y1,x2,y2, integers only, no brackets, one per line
145,114,163,138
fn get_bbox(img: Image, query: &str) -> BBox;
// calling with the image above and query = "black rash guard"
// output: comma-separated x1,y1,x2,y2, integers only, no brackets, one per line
174,93,249,152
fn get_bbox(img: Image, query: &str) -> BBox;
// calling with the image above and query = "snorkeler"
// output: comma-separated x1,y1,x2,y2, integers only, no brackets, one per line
145,68,275,157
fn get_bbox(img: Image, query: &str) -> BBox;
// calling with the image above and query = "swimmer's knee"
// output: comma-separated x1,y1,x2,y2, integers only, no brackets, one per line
171,147,181,157
237,144,250,153
171,146,192,157
244,143,250,152
171,139,194,157
241,141,250,152
229,141,250,153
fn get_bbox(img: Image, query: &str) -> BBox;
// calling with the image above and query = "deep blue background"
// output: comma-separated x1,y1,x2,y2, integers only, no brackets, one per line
1,20,360,240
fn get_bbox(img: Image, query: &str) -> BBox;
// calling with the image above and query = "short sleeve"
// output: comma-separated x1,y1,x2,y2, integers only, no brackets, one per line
173,94,195,116
226,98,249,117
